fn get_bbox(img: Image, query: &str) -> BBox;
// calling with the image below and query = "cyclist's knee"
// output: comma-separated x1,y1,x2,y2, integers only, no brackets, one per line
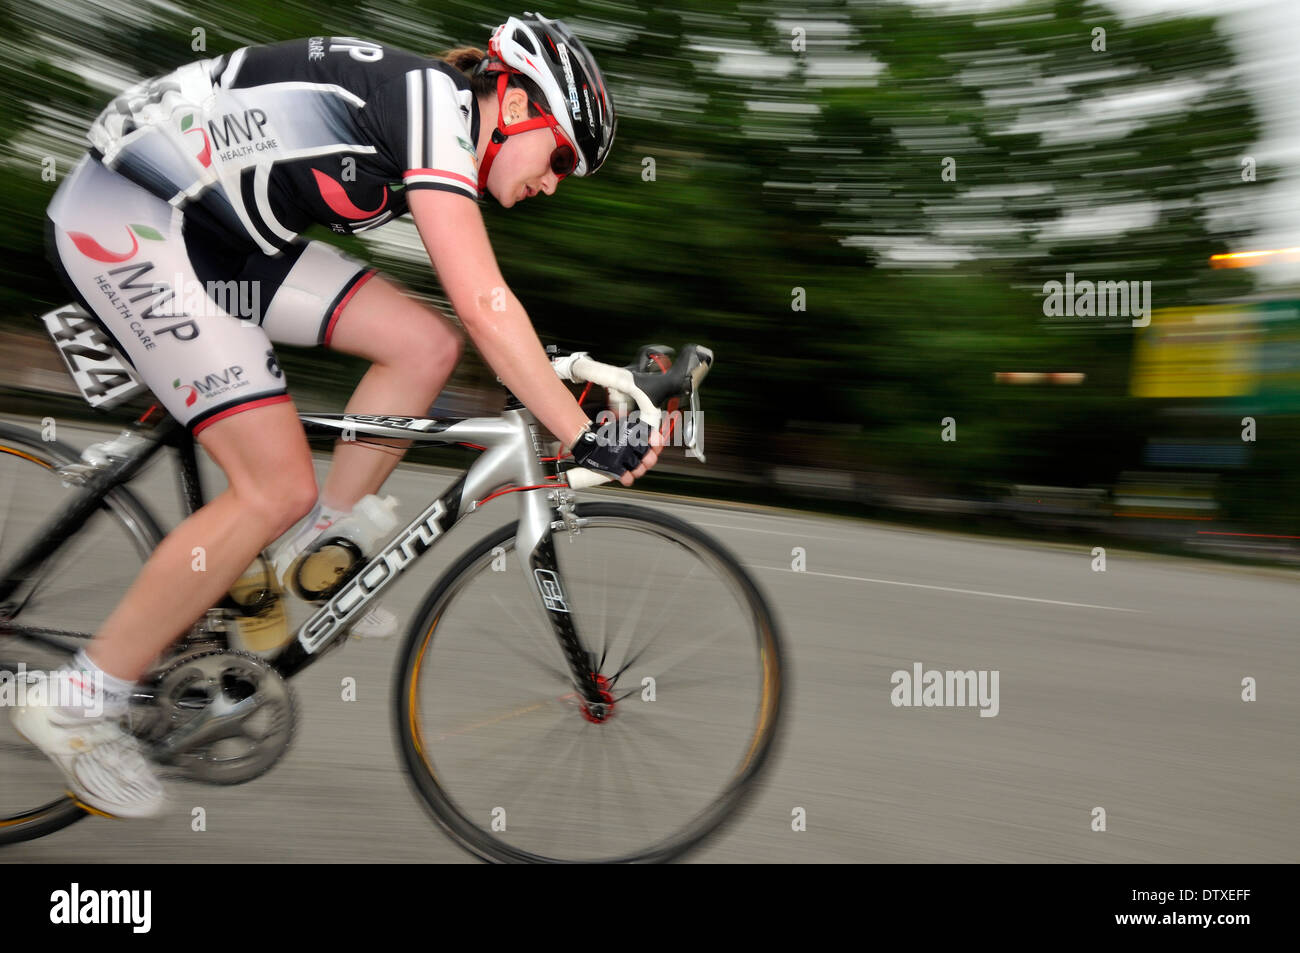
421,317,463,372
232,475,317,541
388,309,462,377
329,279,463,373
276,477,319,533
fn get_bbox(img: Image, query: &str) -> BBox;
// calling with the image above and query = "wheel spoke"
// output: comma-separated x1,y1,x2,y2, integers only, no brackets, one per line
10,533,79,618
603,722,657,847
482,569,578,684
609,551,736,679
613,609,742,686
610,720,709,818
459,618,570,686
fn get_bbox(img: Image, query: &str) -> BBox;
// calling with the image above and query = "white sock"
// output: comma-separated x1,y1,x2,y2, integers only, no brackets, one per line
280,498,353,562
56,649,135,720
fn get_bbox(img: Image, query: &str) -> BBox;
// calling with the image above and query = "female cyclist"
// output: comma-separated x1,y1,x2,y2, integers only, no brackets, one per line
15,13,660,818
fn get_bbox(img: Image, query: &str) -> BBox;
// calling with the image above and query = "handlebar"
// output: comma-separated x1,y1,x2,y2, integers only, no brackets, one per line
551,343,713,489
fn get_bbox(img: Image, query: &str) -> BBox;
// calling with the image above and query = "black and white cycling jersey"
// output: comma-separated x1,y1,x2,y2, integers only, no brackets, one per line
45,37,483,433
88,36,483,255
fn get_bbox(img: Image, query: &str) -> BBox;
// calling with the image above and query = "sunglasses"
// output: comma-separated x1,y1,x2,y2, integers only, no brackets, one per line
550,142,577,178
530,100,579,179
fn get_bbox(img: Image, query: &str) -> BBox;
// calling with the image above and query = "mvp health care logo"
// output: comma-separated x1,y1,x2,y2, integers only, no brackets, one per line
180,112,212,167
67,223,163,263
173,365,249,407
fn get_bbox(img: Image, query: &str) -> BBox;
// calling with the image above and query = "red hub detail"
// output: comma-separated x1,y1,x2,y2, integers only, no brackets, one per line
579,673,616,724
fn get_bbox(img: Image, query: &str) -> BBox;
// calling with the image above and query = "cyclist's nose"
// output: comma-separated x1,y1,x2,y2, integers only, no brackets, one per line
540,172,558,195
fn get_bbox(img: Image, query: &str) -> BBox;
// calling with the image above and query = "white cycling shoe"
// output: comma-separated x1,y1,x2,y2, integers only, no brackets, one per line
11,704,166,819
349,606,397,638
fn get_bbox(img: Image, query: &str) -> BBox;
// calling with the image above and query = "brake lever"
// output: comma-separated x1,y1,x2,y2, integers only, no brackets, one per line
630,344,675,374
621,344,710,462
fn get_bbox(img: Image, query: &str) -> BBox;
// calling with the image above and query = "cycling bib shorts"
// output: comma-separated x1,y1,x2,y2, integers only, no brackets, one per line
47,154,375,433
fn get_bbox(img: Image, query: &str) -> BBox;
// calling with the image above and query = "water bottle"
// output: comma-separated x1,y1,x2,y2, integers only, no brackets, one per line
329,494,400,555
289,494,400,602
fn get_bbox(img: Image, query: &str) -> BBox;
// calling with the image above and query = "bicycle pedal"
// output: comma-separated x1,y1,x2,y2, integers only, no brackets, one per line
55,463,96,488
66,793,120,820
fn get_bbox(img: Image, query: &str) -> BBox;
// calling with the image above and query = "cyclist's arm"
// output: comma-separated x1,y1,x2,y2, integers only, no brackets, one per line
408,189,591,452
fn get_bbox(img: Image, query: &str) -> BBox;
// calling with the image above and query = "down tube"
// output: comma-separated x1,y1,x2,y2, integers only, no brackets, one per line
273,474,467,679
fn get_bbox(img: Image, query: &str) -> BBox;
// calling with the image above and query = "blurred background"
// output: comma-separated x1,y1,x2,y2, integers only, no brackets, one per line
2,0,1298,563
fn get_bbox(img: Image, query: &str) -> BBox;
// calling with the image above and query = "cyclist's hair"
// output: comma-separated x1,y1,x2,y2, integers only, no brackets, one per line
440,47,545,118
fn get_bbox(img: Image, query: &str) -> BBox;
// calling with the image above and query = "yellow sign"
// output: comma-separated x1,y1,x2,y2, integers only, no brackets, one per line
1130,306,1263,398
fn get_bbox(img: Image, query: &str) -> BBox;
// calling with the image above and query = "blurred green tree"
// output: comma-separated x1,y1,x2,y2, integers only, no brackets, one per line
0,0,1285,526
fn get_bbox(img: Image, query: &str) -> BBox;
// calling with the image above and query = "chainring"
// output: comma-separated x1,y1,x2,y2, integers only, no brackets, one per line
129,648,297,785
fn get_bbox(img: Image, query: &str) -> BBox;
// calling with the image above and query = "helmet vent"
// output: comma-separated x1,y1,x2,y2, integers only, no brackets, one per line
542,33,561,64
513,29,538,55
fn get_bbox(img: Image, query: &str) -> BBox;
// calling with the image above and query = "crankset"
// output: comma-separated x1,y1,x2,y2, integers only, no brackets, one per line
128,648,296,785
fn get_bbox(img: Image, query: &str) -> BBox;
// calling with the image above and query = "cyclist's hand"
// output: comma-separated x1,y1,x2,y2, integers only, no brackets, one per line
569,418,663,487
623,422,663,486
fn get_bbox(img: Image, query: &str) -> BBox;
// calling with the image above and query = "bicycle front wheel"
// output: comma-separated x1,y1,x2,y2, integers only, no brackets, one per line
395,501,784,863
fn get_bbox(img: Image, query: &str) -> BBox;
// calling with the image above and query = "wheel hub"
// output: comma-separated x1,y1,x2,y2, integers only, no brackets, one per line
579,673,616,724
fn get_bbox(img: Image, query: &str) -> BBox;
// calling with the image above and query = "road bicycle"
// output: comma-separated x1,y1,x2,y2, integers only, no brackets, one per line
0,303,785,862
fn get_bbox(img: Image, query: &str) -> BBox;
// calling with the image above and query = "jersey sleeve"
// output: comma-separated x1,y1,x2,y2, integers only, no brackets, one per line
366,65,480,202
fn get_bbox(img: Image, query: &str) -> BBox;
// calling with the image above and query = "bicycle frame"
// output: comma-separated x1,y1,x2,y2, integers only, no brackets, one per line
0,405,609,708
282,409,586,688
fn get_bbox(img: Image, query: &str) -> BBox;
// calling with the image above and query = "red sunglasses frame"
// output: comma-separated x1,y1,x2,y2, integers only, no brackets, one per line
476,70,581,196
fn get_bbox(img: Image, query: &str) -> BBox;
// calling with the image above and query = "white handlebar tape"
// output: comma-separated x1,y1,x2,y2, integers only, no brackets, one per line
551,351,592,382
566,468,614,489
566,356,663,430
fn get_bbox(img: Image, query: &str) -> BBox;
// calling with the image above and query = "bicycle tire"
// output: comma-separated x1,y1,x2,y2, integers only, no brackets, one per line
394,500,785,863
0,420,166,846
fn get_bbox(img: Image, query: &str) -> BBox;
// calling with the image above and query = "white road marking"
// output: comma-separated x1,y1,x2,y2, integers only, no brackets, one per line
749,565,1141,612
690,520,864,544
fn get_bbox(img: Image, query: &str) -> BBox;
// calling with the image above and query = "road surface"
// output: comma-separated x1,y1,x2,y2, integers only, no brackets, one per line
2,415,1295,863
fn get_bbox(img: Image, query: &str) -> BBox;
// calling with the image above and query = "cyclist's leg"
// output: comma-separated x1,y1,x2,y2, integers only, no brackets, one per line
255,248,463,508
321,275,463,505
46,155,318,684
85,404,316,680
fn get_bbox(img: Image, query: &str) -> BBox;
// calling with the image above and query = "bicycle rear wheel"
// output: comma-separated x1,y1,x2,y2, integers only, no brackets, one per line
0,421,165,845
395,501,784,863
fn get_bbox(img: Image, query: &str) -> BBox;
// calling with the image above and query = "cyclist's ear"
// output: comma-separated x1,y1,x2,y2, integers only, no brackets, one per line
500,87,530,125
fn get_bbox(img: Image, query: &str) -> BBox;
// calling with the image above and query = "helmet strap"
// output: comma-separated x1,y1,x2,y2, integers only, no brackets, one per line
476,69,559,197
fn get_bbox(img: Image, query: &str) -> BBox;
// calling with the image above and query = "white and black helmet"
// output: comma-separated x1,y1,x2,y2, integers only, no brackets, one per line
482,12,616,177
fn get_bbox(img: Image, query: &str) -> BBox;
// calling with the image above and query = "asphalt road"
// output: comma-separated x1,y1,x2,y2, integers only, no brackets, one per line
2,414,1296,863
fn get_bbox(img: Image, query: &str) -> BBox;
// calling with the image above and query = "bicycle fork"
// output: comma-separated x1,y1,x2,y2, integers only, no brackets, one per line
518,486,613,721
